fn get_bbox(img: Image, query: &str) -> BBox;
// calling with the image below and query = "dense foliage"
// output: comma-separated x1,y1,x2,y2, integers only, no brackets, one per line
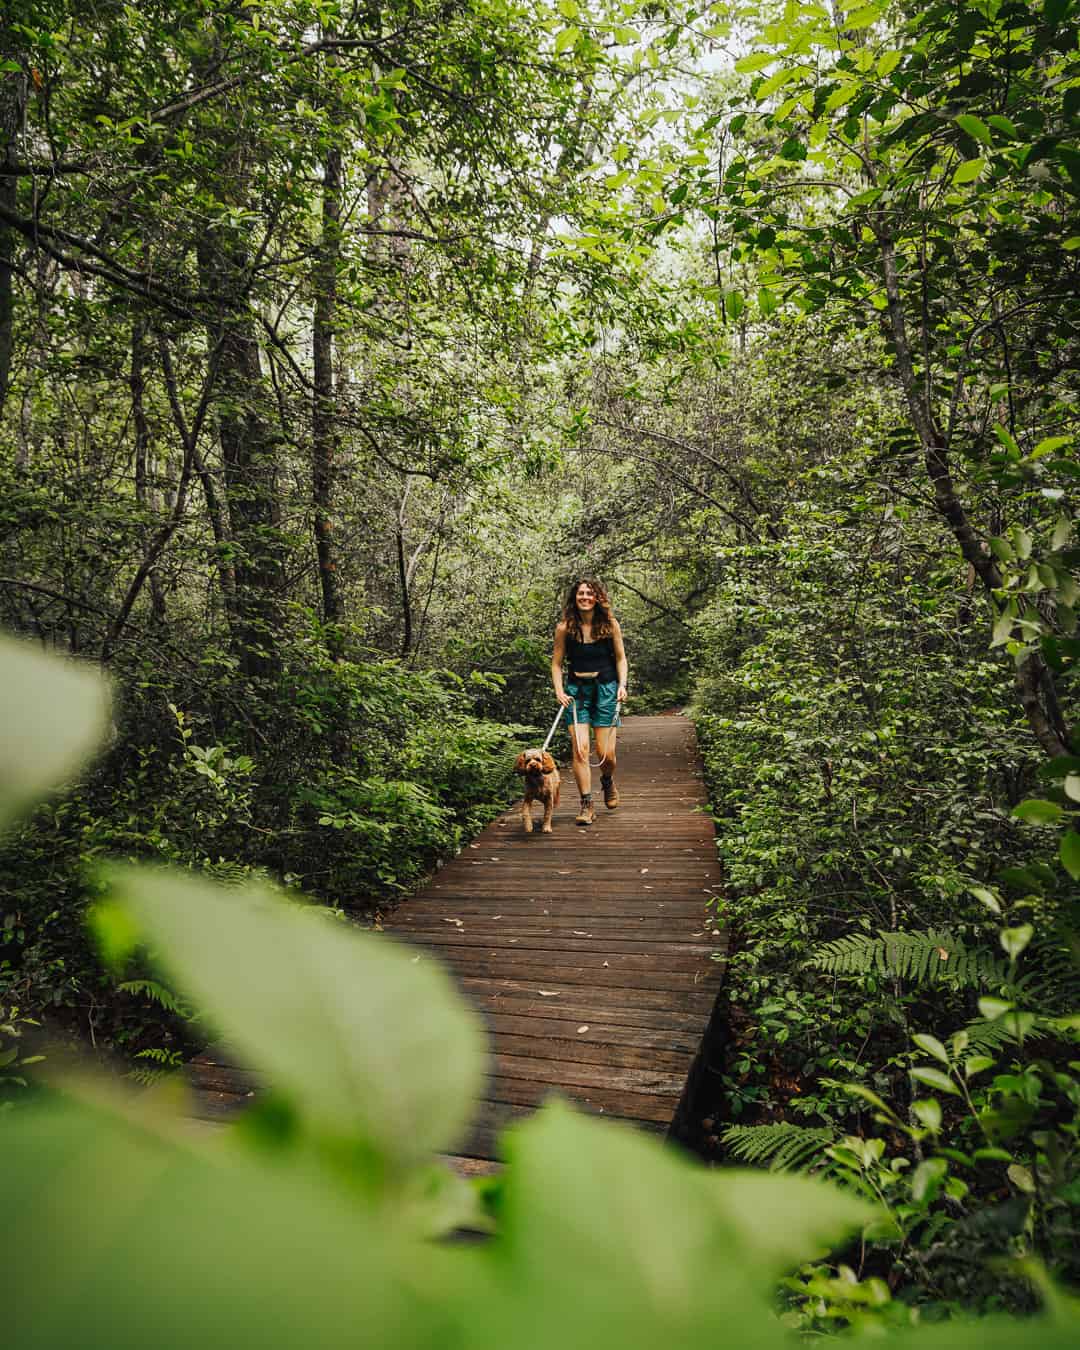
5,635,1080,1348
3,0,1080,1334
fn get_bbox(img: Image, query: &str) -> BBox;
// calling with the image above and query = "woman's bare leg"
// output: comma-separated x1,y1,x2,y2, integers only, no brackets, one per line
595,726,618,807
570,723,591,797
595,726,617,777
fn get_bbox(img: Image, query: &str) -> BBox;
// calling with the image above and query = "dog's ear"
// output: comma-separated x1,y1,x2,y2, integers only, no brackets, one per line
541,752,556,774
514,752,527,774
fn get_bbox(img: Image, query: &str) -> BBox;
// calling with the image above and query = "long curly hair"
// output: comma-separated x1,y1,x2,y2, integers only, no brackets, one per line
562,577,616,641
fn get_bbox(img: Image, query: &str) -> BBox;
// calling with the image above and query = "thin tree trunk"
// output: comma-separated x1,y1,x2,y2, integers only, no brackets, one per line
130,320,167,622
0,45,25,418
313,131,344,656
875,217,1069,758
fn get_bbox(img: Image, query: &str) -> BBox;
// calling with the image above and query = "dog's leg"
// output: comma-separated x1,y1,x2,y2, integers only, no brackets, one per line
542,791,554,833
521,795,533,833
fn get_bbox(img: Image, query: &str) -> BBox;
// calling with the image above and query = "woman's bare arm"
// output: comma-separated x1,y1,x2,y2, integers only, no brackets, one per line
552,622,570,705
612,620,628,701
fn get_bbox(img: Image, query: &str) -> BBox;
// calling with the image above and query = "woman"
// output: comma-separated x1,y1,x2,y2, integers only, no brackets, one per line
551,578,628,826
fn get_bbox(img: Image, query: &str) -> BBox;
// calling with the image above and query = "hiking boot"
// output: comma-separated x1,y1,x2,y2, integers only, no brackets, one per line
575,796,596,826
601,775,619,809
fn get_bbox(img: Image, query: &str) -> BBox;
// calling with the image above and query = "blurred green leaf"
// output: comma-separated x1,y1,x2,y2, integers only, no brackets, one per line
0,635,110,828
105,866,487,1170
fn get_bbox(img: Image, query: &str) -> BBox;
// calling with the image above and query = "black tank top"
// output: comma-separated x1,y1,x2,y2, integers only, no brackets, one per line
566,633,617,681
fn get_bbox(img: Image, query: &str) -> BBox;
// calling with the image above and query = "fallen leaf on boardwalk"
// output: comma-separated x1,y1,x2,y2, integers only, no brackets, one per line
602,961,609,968
577,1025,589,1034
492,915,502,919
572,930,591,937
538,989,560,997
640,868,649,874
490,857,500,861
556,870,573,875
442,918,463,927
469,844,479,849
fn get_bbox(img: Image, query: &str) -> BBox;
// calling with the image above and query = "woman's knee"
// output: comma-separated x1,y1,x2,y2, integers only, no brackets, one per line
572,737,589,763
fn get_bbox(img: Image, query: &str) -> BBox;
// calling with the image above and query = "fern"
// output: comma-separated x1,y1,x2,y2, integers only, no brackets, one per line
809,930,1013,991
811,930,1080,1017
127,1047,184,1087
117,979,193,1019
722,1122,836,1172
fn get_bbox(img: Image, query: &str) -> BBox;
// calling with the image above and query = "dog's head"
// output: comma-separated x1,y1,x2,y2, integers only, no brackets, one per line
515,749,556,777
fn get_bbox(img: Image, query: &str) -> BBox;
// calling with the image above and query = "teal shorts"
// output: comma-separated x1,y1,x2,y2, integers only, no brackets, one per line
562,679,621,729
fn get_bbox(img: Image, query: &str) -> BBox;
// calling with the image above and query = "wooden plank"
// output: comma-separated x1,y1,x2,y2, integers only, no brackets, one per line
456,973,716,1014
398,929,719,954
490,1052,686,1097
415,942,714,975
481,1075,675,1125
437,956,718,995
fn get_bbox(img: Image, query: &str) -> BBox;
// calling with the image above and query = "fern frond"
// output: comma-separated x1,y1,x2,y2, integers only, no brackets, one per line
722,1122,835,1172
117,979,192,1019
809,930,1012,991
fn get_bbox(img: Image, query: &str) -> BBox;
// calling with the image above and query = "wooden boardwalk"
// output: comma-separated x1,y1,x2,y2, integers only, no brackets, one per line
188,714,727,1168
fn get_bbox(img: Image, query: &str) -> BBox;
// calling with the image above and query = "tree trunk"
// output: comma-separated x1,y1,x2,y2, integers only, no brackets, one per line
875,218,1070,758
313,136,344,656
0,44,25,418
197,237,285,681
130,320,167,623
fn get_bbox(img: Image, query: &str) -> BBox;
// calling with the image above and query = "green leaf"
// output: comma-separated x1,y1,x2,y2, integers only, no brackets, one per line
1011,798,1065,824
987,114,1020,138
969,886,1002,915
910,1066,960,1095
1007,1162,1036,1193
481,1099,872,1348
86,899,142,973
911,1156,948,1203
877,50,901,77
554,26,580,53
1033,434,1073,458
912,1033,949,1066
756,68,796,101
911,1097,942,1132
1061,829,1080,880
1000,923,1034,960
3,1093,444,1349
0,635,110,828
956,114,992,145
953,157,986,184
557,0,579,16
735,52,776,74
844,4,883,27
965,1055,995,1078
1065,774,1080,802
105,866,487,1170
979,996,1014,1020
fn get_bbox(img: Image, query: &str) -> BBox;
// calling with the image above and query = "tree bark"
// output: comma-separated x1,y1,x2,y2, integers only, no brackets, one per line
0,42,25,418
313,134,344,656
130,320,167,623
197,236,285,680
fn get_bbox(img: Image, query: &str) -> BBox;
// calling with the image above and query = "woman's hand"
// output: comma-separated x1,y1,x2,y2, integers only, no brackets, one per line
616,685,628,703
557,690,572,707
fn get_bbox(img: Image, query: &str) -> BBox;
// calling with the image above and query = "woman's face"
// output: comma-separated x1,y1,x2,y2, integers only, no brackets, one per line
575,583,597,614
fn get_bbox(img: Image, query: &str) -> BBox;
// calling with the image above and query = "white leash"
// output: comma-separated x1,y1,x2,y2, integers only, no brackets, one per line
539,700,568,754
539,696,614,769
